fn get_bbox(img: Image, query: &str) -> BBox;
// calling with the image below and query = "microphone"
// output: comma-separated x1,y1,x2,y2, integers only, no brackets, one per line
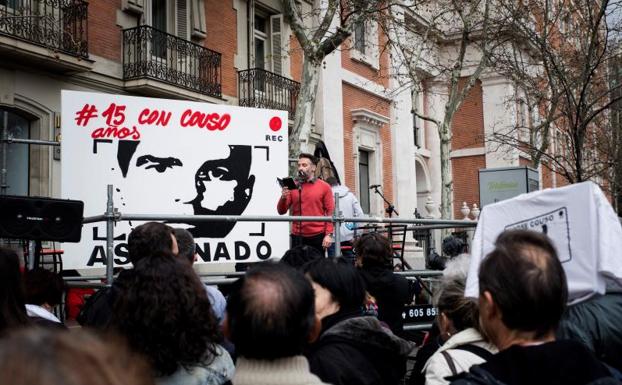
296,170,307,184
369,184,381,189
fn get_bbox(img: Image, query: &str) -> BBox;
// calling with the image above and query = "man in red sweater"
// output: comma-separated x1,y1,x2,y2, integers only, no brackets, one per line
277,153,335,253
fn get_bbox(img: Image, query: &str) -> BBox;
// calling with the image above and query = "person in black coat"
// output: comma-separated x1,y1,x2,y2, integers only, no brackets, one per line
557,293,622,372
304,258,414,385
354,232,421,335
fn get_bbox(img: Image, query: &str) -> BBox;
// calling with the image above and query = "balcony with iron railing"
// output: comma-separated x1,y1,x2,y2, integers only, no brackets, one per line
123,25,222,99
0,0,89,70
238,68,300,117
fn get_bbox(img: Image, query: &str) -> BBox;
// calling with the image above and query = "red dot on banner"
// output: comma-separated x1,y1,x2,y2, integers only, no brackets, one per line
269,117,282,131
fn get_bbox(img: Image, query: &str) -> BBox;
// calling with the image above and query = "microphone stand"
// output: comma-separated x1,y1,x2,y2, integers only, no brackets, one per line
370,185,399,218
295,171,305,247
297,181,303,246
370,185,401,267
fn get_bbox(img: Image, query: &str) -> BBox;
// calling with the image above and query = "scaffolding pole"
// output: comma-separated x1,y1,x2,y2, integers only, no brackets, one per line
1,111,8,195
334,192,342,257
105,185,116,286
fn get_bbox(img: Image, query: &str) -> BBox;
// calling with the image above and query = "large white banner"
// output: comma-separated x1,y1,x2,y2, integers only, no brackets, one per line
465,182,622,303
61,90,289,269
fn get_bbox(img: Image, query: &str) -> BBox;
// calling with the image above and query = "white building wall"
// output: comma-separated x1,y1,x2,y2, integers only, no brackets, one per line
316,49,346,180
481,75,519,168
389,77,418,220
424,81,447,217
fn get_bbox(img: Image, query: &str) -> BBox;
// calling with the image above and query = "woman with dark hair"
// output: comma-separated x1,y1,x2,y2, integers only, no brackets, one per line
109,253,233,385
354,232,420,335
304,257,414,385
418,272,496,385
79,222,178,328
0,247,30,335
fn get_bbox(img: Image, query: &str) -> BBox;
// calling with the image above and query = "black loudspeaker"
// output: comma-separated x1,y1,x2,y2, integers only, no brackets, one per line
0,195,84,242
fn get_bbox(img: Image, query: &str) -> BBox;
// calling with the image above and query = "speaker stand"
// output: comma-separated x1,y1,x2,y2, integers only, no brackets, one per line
33,240,42,270
27,240,37,270
26,240,43,270
25,240,64,272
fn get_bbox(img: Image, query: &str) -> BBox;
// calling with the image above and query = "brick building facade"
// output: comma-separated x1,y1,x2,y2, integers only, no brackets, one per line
0,0,562,253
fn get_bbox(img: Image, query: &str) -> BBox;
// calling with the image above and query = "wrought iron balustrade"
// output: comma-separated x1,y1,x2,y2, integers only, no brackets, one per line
123,26,222,99
238,68,300,117
0,0,88,58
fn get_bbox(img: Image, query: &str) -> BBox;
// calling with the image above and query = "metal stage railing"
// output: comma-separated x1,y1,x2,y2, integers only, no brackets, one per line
64,269,445,288
63,185,477,330
83,185,477,286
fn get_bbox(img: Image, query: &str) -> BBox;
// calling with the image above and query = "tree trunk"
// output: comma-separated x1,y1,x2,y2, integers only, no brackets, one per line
574,127,585,182
575,153,584,182
439,123,452,219
616,117,622,213
290,58,321,168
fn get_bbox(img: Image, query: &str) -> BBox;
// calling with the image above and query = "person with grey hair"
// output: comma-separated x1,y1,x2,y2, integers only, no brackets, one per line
442,254,471,282
173,228,226,324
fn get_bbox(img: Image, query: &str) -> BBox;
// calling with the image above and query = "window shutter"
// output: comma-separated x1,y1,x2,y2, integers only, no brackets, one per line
190,0,207,39
270,14,283,75
177,0,188,39
354,20,366,54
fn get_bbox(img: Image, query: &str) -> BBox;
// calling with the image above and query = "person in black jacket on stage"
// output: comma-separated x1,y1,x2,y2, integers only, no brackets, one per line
354,232,421,336
304,257,414,385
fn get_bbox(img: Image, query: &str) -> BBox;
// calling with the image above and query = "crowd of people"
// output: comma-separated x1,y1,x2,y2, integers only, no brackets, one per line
2,218,622,384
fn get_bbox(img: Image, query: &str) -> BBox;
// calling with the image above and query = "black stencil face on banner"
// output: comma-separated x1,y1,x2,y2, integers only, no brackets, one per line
117,140,140,177
186,145,255,238
136,155,183,172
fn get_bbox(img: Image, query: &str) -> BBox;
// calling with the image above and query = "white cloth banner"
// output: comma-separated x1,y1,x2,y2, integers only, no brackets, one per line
465,181,622,303
61,90,289,269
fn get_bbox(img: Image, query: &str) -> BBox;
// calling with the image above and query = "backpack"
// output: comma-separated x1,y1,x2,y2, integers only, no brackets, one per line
441,344,495,376
315,157,337,181
313,140,341,184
